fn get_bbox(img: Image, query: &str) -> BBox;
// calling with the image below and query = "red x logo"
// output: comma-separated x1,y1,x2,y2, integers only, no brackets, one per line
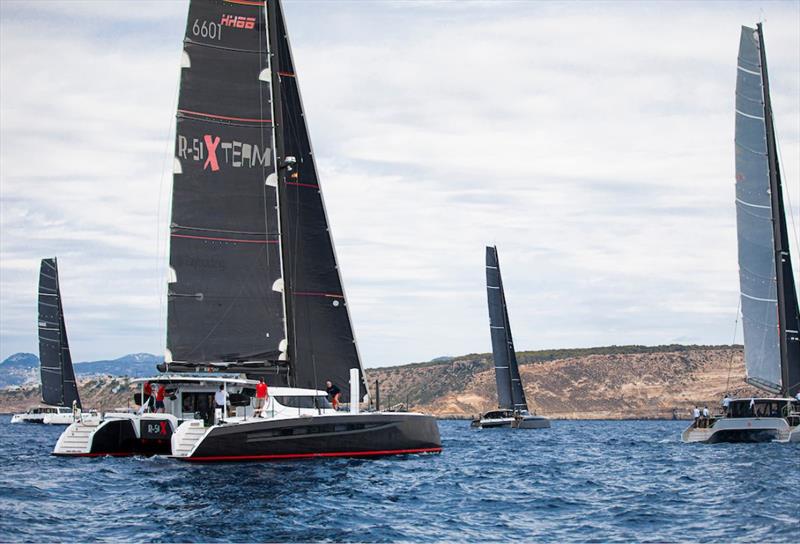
204,134,220,171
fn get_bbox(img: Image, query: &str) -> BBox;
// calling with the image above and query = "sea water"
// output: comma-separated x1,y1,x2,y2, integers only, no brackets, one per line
0,417,797,542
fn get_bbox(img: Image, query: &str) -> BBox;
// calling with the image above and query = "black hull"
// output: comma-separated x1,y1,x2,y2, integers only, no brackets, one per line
707,429,781,444
181,412,441,462
54,419,174,457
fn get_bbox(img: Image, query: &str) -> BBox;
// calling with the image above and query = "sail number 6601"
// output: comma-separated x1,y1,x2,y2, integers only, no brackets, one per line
192,19,222,41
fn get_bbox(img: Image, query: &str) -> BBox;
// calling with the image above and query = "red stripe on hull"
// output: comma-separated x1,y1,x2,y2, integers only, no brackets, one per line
177,447,443,462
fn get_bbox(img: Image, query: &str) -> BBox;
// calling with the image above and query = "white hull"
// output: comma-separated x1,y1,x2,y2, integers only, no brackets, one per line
11,406,76,424
682,417,800,444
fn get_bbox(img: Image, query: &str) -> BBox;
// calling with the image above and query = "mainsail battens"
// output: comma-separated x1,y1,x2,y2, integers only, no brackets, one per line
734,24,800,396
38,258,81,409
167,0,284,367
270,0,366,401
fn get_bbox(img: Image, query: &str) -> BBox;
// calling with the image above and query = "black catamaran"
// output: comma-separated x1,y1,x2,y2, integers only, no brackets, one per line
471,246,549,429
54,0,440,459
12,258,82,425
683,24,799,443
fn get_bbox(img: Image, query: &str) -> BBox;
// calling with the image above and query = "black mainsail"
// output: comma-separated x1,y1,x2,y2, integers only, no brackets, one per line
38,258,81,409
485,246,528,411
167,0,284,371
734,24,800,397
165,0,366,401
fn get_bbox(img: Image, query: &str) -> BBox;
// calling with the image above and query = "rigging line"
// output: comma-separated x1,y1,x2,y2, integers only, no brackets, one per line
156,46,183,347
725,297,742,395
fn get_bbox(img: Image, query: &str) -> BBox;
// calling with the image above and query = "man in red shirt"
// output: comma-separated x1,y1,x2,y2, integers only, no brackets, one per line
155,384,167,413
254,377,268,417
142,381,153,413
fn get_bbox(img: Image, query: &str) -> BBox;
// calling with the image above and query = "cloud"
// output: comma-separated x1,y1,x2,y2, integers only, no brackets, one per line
1,0,798,367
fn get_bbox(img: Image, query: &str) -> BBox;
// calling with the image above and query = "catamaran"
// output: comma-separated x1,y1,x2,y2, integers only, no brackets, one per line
53,0,440,460
471,246,550,429
12,258,85,425
682,24,800,444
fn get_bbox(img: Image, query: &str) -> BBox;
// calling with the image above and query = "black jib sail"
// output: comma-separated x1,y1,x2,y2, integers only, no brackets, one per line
734,24,800,397
38,258,81,409
167,0,286,371
268,0,367,401
485,247,528,411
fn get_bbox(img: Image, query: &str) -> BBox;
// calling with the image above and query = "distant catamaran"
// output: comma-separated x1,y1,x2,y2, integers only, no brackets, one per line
683,24,799,443
471,246,550,429
53,0,441,460
11,258,82,425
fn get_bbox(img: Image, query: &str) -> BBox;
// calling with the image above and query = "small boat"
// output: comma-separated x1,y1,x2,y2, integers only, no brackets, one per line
12,258,84,425
683,24,800,444
11,406,73,425
53,0,441,460
471,246,550,430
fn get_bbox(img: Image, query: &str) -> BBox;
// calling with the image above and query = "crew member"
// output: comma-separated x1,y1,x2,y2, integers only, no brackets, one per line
255,378,269,417
143,381,153,413
722,394,731,415
326,380,341,410
215,385,229,422
702,405,710,428
155,384,167,414
692,406,700,427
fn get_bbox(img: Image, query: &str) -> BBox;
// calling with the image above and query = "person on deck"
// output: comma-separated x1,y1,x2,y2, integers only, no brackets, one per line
722,394,731,415
702,406,709,428
143,381,153,413
215,385,229,421
326,380,341,410
255,378,269,417
155,384,167,414
692,406,700,427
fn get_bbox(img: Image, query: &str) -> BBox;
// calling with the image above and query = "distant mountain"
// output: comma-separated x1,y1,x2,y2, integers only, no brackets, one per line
0,353,39,387
0,352,161,387
0,353,38,369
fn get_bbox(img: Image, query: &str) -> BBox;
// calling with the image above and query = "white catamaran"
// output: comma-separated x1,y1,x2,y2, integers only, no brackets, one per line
471,246,550,430
683,24,800,444
53,0,441,461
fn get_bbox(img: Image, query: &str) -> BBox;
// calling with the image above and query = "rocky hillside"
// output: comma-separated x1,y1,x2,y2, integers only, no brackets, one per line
367,345,757,419
0,345,757,419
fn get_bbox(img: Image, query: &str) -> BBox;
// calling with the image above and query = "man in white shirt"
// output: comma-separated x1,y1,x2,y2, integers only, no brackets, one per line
702,406,709,418
692,406,700,426
214,385,229,422
722,394,731,414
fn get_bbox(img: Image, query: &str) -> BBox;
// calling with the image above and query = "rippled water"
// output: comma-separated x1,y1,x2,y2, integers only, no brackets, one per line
0,417,797,542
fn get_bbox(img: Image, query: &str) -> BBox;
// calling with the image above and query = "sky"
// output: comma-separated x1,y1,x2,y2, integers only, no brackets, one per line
1,0,799,367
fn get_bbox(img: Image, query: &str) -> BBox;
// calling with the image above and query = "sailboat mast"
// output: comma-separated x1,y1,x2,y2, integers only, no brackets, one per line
756,23,800,396
496,251,517,407
267,0,296,385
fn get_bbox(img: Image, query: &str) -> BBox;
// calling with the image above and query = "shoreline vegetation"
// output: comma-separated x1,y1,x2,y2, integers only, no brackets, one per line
1,344,753,419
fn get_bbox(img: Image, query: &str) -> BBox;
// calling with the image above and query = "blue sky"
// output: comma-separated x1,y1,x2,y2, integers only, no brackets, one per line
1,0,799,367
